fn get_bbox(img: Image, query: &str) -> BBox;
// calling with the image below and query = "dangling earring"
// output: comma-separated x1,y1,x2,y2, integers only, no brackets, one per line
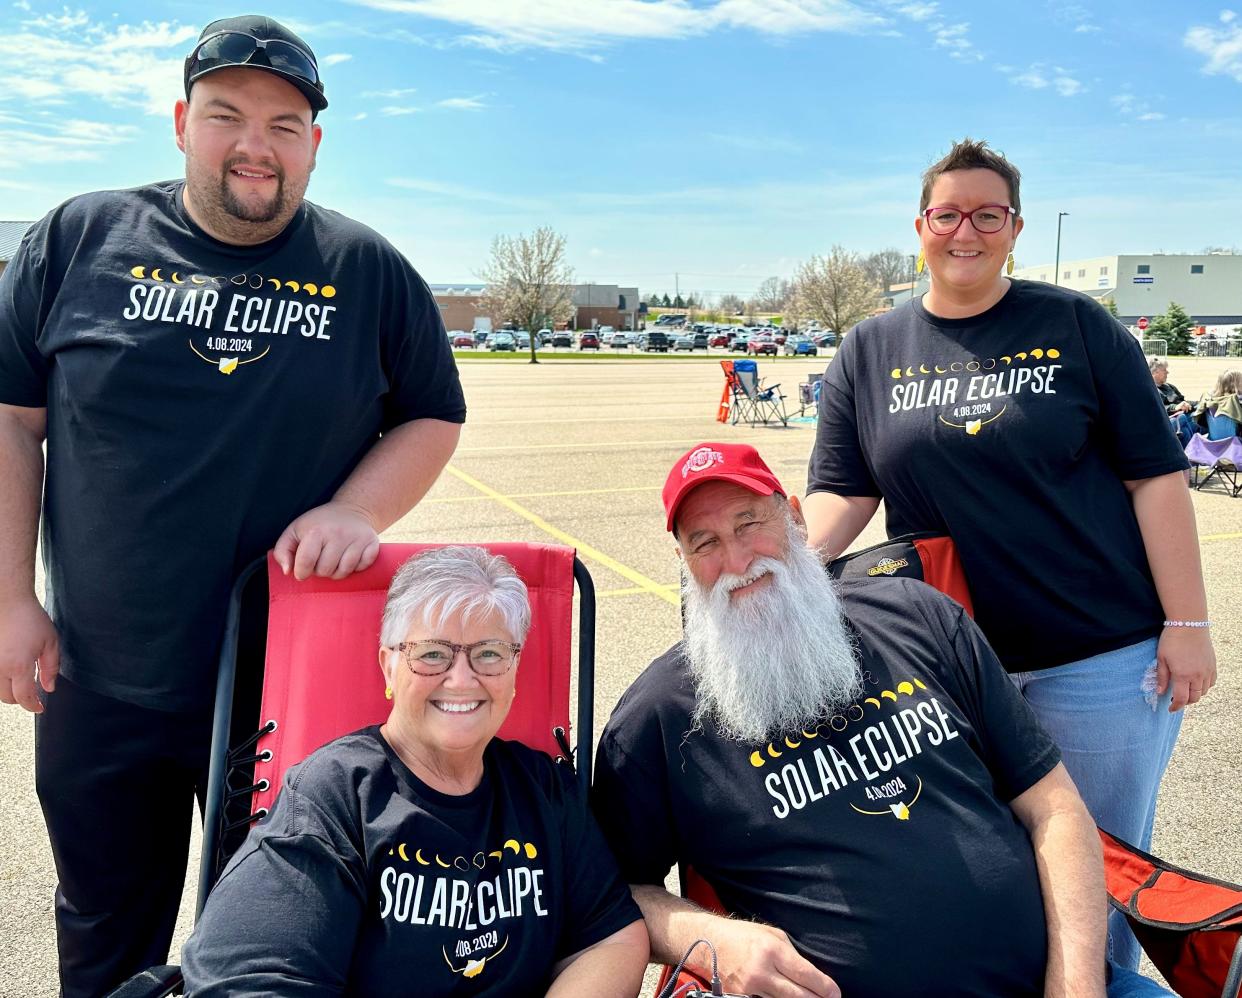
384,686,393,701
915,250,925,275
1006,252,1015,276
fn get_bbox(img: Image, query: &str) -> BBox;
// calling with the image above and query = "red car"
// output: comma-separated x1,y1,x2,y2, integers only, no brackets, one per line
709,333,730,348
578,331,601,350
451,332,474,348
748,335,778,356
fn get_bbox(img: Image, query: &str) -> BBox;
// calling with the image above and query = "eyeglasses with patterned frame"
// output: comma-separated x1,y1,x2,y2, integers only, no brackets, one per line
392,639,522,677
922,204,1017,235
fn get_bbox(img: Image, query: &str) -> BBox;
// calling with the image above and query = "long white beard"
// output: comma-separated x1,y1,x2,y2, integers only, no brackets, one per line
682,516,862,743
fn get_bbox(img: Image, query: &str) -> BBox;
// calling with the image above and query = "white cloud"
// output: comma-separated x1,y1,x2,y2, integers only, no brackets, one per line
1138,112,1166,121
1111,93,1137,113
352,111,369,120
1012,69,1048,89
436,94,488,110
0,117,140,168
1221,10,1237,24
896,2,938,22
322,52,353,66
1009,63,1083,96
362,86,418,98
347,0,883,52
1185,16,1242,82
1053,75,1083,96
386,176,545,210
379,105,420,115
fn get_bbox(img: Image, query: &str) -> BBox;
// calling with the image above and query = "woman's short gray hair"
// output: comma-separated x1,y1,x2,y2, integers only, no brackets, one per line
380,546,531,648
1149,357,1168,373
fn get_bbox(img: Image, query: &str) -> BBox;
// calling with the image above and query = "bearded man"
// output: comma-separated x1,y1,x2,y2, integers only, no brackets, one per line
592,443,1173,998
0,16,464,996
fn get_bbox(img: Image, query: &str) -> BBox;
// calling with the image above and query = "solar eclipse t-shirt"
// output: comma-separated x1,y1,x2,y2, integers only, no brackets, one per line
0,183,466,710
807,280,1187,673
592,578,1060,998
182,730,640,997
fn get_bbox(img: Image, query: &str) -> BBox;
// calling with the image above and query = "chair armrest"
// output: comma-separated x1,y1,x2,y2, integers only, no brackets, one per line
106,965,184,998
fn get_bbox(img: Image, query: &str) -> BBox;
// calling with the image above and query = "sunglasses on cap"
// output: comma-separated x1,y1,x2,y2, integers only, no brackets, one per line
187,30,321,92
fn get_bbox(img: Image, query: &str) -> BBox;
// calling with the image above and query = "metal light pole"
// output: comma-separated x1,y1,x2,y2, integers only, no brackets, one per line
1054,212,1069,286
908,254,917,304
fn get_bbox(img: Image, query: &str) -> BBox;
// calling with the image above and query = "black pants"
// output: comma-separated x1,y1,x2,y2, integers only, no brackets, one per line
35,676,214,998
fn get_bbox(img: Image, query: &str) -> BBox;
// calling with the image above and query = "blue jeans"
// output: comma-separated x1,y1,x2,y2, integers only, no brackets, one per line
1170,412,1197,445
1109,964,1176,997
1010,639,1183,974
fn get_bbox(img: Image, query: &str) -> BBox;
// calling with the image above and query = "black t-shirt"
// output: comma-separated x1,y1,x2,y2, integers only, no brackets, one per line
1156,380,1185,414
0,183,466,710
808,280,1186,673
592,579,1060,998
181,729,640,997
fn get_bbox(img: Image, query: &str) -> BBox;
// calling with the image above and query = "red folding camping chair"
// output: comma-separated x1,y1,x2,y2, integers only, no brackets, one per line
654,536,1241,998
110,542,595,998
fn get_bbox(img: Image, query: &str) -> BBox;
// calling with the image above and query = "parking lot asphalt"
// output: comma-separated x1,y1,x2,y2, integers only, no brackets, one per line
3,353,1238,995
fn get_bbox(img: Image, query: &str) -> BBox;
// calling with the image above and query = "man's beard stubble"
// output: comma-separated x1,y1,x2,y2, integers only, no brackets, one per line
682,514,862,744
184,150,305,243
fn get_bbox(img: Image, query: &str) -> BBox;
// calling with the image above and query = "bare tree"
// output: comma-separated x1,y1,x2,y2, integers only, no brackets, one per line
861,248,910,293
718,293,745,315
753,276,786,312
789,246,881,337
477,227,575,363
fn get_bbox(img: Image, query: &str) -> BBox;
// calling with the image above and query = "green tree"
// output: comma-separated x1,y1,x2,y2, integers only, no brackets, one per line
1149,301,1194,356
661,292,672,307
477,226,575,364
673,293,685,308
1103,297,1119,317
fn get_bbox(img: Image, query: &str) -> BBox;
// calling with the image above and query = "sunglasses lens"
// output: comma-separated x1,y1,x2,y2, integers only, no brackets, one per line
192,32,260,73
263,40,319,84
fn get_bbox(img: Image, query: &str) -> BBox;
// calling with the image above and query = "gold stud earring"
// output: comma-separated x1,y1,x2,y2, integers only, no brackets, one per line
915,250,925,275
1006,252,1015,276
384,686,393,701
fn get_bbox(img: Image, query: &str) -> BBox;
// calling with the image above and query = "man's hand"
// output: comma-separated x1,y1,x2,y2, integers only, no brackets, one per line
0,596,59,713
688,919,841,998
273,501,380,581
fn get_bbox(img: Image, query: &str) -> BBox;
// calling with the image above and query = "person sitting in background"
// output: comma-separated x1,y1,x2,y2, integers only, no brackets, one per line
182,546,648,998
1194,369,1242,438
1150,358,1198,445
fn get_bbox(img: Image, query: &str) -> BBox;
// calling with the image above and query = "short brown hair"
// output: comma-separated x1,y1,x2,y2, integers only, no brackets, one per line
921,138,1022,216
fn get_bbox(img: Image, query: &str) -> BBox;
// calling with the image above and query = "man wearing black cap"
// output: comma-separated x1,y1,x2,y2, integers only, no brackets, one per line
0,15,465,995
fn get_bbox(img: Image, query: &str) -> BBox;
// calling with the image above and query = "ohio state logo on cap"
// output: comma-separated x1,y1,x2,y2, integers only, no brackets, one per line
682,446,725,479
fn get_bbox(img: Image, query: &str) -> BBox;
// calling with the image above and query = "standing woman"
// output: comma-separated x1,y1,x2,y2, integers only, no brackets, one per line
803,138,1216,971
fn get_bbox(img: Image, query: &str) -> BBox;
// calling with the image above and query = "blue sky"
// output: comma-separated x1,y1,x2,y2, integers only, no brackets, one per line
1,1,1240,300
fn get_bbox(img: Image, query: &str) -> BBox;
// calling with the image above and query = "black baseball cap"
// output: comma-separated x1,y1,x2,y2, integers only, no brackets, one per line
185,15,328,114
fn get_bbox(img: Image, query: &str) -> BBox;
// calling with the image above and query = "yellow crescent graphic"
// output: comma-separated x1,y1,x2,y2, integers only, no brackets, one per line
397,843,410,862
503,839,520,854
1001,355,1012,364
934,365,947,374
1015,351,1027,360
766,743,783,759
415,849,430,866
865,697,882,709
897,681,914,696
801,729,819,739
905,366,915,377
891,368,903,379
435,854,450,868
303,282,319,295
150,268,163,282
191,274,207,285
914,678,927,689
1047,348,1061,359
268,278,282,290
171,272,184,284
919,364,930,374
784,736,801,749
130,265,146,279
881,690,898,701
749,751,764,768
284,280,301,292
938,405,1008,431
523,842,537,859
488,850,503,860
1031,348,1044,359
320,285,337,298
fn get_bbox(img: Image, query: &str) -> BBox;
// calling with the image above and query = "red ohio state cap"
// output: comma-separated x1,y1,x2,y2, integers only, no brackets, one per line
663,442,786,533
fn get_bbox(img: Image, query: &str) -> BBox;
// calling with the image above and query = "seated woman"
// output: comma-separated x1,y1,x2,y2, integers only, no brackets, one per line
1149,357,1198,444
182,546,648,997
1195,368,1242,438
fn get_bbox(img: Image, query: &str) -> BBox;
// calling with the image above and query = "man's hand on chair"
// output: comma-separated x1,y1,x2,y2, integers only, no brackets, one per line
703,919,841,998
274,501,381,581
0,595,59,713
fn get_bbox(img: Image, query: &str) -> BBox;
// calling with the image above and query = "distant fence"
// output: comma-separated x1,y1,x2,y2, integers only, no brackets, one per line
1190,336,1242,358
1142,338,1168,359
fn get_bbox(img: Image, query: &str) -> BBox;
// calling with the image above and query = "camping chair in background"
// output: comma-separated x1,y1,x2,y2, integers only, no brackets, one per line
109,542,596,998
797,369,825,418
731,358,789,427
1186,418,1242,496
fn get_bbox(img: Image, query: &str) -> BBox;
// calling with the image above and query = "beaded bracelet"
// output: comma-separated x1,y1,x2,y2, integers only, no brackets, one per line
1163,620,1211,628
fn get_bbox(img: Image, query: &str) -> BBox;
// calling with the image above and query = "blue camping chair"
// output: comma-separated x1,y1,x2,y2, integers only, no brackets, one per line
730,358,789,427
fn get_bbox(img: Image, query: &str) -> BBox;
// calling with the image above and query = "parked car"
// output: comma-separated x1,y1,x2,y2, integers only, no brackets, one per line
730,334,751,352
537,328,553,345
672,335,695,352
550,330,572,348
708,333,729,348
579,331,601,350
783,335,818,357
515,330,531,349
489,332,517,352
748,335,778,356
450,331,474,348
473,329,489,345
812,331,838,348
691,332,709,350
642,331,670,352
609,332,629,350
